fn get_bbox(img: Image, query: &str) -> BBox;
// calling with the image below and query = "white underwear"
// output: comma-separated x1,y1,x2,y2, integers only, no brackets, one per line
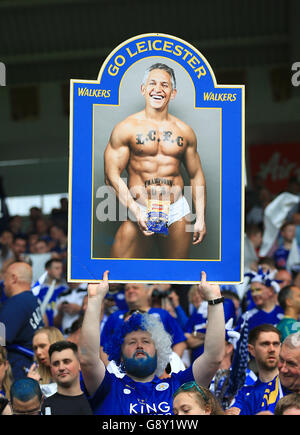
136,195,190,226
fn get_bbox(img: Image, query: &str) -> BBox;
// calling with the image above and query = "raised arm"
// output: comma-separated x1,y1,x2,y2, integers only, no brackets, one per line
192,271,225,387
104,121,152,236
78,271,109,396
183,128,206,244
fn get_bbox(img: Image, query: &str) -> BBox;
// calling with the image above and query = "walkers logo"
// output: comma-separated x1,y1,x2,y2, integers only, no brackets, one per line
68,33,244,284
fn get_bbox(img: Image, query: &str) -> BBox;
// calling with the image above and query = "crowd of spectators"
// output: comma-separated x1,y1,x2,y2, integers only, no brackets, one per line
0,176,300,416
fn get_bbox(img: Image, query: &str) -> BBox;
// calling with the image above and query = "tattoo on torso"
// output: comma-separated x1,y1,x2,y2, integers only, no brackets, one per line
135,129,184,147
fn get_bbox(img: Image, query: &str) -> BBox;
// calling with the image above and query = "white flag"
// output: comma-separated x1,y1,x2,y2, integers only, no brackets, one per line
259,192,300,257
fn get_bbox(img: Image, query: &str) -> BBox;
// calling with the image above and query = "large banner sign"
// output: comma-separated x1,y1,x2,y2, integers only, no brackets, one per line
68,33,245,284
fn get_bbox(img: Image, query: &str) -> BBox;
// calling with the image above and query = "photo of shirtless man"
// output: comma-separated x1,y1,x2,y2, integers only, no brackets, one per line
104,63,206,259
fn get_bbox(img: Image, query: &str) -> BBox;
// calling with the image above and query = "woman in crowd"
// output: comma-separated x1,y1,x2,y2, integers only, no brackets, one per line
0,345,13,400
27,326,64,397
173,381,225,415
0,345,13,415
188,285,203,314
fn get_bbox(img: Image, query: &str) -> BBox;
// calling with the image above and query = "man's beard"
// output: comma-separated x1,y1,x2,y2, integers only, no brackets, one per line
260,357,278,371
122,350,157,379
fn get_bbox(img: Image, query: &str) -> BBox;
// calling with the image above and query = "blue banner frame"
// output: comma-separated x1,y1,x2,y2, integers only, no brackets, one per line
68,33,245,284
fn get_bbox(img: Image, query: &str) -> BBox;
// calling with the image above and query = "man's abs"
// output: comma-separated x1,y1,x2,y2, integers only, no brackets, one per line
127,124,188,205
128,169,184,206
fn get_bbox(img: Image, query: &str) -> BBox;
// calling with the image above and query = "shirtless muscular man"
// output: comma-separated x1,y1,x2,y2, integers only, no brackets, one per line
104,63,206,259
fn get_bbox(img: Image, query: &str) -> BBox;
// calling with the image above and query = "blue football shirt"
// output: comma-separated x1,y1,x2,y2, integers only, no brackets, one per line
84,366,194,415
0,290,44,379
184,298,237,362
239,375,290,415
235,305,284,333
230,377,262,411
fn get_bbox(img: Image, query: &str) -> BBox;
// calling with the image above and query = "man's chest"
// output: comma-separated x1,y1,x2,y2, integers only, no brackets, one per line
130,126,187,156
102,379,174,415
250,308,282,327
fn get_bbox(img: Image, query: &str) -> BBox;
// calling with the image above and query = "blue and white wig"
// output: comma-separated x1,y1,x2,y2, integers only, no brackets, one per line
245,267,281,293
105,312,173,377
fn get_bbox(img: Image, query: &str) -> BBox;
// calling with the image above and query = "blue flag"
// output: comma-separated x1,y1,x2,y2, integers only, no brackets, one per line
222,312,249,408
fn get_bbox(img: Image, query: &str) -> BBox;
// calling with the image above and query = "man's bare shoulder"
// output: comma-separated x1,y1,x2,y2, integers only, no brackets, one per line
108,114,139,147
114,111,145,129
170,114,197,144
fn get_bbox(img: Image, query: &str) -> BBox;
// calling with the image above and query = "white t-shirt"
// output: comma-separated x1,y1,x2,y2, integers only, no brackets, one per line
54,284,87,335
